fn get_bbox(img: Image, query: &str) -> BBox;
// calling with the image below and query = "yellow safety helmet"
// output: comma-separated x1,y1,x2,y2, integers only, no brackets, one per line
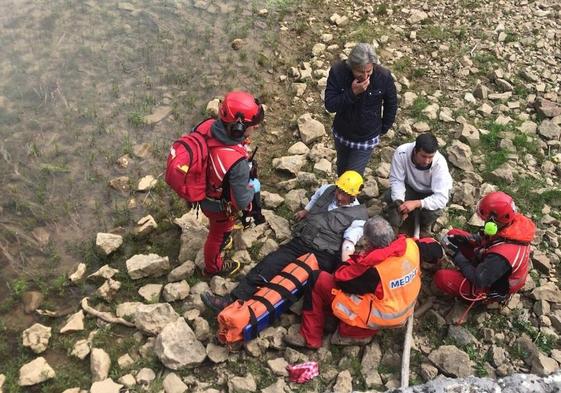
335,170,364,197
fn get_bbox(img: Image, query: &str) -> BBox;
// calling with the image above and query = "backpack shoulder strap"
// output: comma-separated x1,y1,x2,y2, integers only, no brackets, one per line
192,118,215,138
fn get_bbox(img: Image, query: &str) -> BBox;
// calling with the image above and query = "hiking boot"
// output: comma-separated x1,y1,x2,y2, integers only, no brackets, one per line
201,292,233,314
330,330,373,346
223,236,234,250
253,213,266,226
219,259,241,277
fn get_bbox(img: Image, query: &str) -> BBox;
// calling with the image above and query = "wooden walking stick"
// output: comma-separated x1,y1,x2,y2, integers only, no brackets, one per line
400,211,420,388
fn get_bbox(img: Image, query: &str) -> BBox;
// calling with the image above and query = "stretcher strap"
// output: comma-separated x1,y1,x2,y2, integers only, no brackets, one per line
247,294,276,339
278,271,304,293
251,295,275,315
248,306,259,339
292,257,314,276
262,282,298,303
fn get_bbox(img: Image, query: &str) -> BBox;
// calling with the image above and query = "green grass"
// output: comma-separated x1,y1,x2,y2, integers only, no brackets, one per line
8,278,28,298
393,57,414,76
463,343,489,377
473,52,500,75
410,96,430,120
512,318,557,354
418,25,453,42
479,122,510,172
374,4,388,15
350,21,379,44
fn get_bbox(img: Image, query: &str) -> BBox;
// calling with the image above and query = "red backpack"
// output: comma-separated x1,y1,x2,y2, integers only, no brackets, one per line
165,119,214,202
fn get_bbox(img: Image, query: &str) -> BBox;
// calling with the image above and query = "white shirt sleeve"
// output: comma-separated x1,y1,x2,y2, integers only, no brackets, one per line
420,159,453,210
343,219,365,244
389,151,407,202
304,184,331,211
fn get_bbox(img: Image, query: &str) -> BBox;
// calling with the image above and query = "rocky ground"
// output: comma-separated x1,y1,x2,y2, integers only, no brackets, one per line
2,0,561,392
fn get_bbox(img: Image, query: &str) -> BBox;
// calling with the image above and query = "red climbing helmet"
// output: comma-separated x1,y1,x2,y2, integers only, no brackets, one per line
220,91,264,127
476,191,516,225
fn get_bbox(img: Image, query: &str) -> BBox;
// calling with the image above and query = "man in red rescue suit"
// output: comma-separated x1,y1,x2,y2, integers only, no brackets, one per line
288,216,443,349
199,91,265,276
435,191,536,301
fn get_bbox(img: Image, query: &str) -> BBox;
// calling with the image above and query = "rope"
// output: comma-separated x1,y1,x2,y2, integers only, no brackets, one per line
400,210,420,388
456,279,487,325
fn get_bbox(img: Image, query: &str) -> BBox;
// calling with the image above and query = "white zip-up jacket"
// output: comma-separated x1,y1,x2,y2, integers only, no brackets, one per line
389,142,453,211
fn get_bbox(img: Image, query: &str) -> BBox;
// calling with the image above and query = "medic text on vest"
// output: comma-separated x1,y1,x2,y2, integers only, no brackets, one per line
389,268,417,289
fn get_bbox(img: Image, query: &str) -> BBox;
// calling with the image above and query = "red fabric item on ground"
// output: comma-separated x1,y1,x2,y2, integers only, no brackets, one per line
286,362,319,383
301,271,377,348
201,209,236,275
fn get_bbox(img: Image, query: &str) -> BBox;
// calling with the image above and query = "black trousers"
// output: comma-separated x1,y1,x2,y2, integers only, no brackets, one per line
231,237,340,301
382,185,443,233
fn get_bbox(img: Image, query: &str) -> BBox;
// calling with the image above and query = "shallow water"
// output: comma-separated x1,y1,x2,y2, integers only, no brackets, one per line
0,0,277,300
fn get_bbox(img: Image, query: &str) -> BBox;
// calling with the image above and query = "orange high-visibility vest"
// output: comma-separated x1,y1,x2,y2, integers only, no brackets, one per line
331,238,421,329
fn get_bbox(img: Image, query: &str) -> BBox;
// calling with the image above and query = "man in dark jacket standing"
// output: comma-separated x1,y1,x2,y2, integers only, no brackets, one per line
325,43,398,176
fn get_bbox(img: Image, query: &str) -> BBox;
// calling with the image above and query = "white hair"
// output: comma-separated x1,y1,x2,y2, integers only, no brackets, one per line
347,43,379,68
364,216,395,249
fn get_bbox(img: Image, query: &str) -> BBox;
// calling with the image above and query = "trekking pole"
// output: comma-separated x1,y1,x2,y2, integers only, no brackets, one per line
400,210,420,388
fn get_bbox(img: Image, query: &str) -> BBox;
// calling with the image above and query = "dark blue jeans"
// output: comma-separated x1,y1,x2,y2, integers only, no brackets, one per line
334,138,374,176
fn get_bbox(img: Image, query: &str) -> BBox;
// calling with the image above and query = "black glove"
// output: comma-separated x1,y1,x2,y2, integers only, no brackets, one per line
441,234,460,258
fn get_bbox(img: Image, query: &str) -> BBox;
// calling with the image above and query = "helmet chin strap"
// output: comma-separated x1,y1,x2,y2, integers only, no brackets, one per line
229,113,247,138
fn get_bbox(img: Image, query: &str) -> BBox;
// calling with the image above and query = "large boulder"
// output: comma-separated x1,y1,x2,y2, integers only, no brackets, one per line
90,378,123,393
22,291,43,314
90,348,111,382
534,98,561,118
531,354,558,376
407,9,428,24
154,318,206,369
163,281,190,302
126,253,170,279
297,113,326,145
22,323,51,354
96,233,123,255
460,123,480,146
18,357,55,386
167,260,196,282
333,370,353,393
428,345,474,378
174,210,209,263
538,120,561,140
163,372,188,393
361,341,383,387
447,141,474,171
272,155,307,175
60,310,85,333
531,282,561,303
135,303,180,335
262,210,291,241
228,374,257,393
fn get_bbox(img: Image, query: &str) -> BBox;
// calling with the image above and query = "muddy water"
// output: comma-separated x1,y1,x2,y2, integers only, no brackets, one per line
0,0,278,303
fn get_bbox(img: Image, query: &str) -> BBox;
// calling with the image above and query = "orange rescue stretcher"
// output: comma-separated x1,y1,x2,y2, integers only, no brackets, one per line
217,253,319,344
